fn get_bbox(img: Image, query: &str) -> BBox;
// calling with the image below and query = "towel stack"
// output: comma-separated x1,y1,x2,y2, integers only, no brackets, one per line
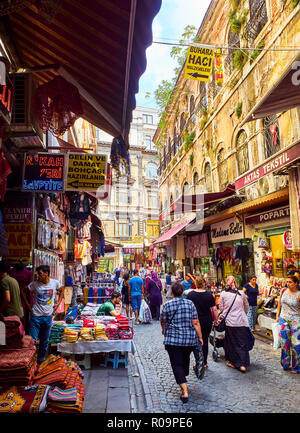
94,323,108,340
78,327,94,341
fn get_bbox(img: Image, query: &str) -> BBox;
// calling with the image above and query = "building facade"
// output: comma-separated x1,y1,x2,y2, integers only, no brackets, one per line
154,0,300,287
97,106,160,270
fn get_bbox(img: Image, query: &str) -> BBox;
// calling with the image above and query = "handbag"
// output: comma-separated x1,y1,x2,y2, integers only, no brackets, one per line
247,328,255,351
215,292,238,332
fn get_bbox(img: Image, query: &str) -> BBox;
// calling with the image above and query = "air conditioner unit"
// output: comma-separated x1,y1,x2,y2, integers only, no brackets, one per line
8,73,44,148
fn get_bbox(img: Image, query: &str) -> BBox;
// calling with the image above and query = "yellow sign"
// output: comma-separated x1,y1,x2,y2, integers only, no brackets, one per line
66,153,107,191
214,50,224,84
184,46,214,82
4,223,33,263
147,220,159,237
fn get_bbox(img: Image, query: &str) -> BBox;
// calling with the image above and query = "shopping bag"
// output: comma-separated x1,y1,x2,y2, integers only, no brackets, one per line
138,299,152,324
271,322,281,350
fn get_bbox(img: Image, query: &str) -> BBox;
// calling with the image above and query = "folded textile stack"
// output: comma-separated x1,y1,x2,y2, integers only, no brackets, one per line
118,328,133,340
94,323,108,340
80,303,99,318
96,316,117,324
105,323,119,340
1,315,25,347
0,384,50,413
61,328,79,343
78,327,94,341
49,322,66,344
0,347,38,386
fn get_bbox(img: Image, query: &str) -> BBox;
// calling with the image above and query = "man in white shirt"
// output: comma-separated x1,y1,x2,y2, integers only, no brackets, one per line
27,265,64,363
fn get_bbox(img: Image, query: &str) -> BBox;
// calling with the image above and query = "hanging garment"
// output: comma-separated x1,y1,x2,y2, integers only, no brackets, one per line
176,236,185,260
0,150,12,201
74,240,89,259
73,193,91,220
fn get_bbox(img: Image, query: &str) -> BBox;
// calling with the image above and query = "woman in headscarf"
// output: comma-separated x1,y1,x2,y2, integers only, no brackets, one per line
147,271,163,320
217,275,250,372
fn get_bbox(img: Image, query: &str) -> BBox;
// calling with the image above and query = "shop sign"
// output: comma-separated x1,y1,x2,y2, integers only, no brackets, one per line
283,230,293,249
23,153,65,192
211,217,244,243
2,206,33,224
235,142,300,191
0,73,13,124
245,206,290,225
184,46,214,82
65,153,107,191
3,223,33,263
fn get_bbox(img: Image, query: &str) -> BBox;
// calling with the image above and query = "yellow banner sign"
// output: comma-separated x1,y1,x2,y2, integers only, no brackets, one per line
184,46,214,82
214,50,224,84
4,223,33,263
66,153,107,191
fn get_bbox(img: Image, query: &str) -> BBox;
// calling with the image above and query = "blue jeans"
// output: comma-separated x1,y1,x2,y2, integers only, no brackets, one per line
131,295,142,313
29,316,52,363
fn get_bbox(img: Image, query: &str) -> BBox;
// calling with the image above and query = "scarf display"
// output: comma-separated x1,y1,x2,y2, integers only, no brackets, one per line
0,384,50,413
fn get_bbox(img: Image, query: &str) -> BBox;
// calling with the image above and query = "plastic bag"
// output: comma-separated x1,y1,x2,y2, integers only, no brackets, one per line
138,299,152,324
272,322,281,350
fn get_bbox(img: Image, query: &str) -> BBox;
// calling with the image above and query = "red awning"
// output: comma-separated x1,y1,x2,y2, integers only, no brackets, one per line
153,219,194,245
6,0,161,139
160,184,236,220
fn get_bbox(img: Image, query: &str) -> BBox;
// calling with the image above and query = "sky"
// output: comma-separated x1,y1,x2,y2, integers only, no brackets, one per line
135,0,212,109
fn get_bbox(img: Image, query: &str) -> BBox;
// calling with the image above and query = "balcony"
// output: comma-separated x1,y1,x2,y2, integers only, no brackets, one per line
243,0,268,45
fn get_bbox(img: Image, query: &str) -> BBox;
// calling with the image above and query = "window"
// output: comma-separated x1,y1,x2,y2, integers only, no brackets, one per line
146,163,158,179
183,182,190,196
189,95,195,116
217,149,228,191
193,172,199,194
117,223,129,236
196,82,207,113
145,135,152,149
236,130,249,175
143,114,153,124
148,193,158,209
245,0,268,44
118,189,129,205
263,115,280,159
173,127,178,154
225,30,240,76
204,162,212,192
180,112,186,133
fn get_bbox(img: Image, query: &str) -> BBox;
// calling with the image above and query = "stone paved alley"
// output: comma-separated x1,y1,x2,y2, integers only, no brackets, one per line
130,321,300,413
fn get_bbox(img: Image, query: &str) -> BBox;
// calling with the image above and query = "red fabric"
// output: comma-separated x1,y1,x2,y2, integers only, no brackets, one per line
31,76,83,136
269,124,279,147
0,150,12,201
0,384,49,413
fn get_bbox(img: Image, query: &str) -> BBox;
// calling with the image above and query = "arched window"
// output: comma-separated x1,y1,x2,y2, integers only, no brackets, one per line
146,163,158,179
204,162,212,192
180,112,186,133
170,194,174,221
189,95,195,116
183,182,189,196
173,126,178,154
236,130,249,175
225,29,240,76
217,149,228,191
245,0,268,43
193,172,199,194
263,115,280,159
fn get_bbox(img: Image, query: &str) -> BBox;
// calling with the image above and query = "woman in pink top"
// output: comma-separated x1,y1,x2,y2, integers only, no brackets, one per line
218,276,250,372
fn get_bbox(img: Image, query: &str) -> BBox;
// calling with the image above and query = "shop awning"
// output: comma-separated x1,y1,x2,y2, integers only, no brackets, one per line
5,0,162,139
243,55,300,122
153,219,194,245
160,183,236,220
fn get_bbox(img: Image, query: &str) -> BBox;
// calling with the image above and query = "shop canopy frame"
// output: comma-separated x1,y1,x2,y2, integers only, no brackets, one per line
2,0,162,140
152,218,195,246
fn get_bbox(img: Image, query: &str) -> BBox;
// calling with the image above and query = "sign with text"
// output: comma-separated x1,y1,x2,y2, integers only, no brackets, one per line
3,223,33,263
23,153,65,192
245,205,290,225
211,217,244,243
235,142,300,191
184,46,214,82
66,153,107,191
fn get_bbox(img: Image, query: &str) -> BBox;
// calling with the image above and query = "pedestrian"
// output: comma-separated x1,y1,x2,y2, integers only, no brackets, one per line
122,273,133,319
217,275,250,373
243,275,259,332
160,282,203,403
0,261,24,319
182,273,193,299
166,272,172,299
27,265,64,364
117,271,124,293
97,291,122,317
10,260,33,332
187,276,219,369
276,275,300,373
129,269,144,325
147,271,163,320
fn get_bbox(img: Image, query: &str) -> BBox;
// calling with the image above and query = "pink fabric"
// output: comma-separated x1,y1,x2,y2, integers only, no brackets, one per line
153,219,193,245
218,290,249,327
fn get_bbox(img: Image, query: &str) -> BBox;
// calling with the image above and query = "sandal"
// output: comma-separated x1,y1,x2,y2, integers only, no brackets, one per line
239,366,246,373
180,395,189,403
226,362,236,369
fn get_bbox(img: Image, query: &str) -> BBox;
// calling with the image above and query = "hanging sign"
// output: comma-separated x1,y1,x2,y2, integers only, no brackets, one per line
245,206,290,225
283,230,292,250
65,153,107,191
211,217,244,243
184,46,214,82
214,50,224,84
22,153,65,192
3,223,33,263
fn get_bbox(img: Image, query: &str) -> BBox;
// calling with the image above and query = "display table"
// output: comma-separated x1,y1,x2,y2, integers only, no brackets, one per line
57,339,135,355
258,314,276,331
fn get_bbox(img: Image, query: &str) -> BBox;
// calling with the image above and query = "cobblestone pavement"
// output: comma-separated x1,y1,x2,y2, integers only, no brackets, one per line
132,320,300,413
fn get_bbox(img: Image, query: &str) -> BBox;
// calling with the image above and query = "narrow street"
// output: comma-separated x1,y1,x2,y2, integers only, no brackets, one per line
131,320,300,413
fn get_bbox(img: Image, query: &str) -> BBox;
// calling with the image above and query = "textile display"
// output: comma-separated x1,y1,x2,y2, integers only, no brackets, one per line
176,236,185,260
0,385,50,413
57,339,135,354
289,166,300,251
185,233,209,258
0,346,37,386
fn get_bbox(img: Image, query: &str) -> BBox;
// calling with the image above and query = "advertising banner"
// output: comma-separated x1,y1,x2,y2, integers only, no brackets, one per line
23,153,65,192
66,153,107,191
184,46,214,82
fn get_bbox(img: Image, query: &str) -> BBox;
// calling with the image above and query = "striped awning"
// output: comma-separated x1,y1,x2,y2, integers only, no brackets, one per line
6,0,161,139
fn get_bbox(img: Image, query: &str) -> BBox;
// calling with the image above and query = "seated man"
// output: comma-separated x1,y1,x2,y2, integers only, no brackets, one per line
97,291,122,317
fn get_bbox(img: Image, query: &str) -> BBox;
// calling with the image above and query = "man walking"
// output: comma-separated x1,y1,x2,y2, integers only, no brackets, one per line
129,269,144,325
0,261,24,319
27,265,64,364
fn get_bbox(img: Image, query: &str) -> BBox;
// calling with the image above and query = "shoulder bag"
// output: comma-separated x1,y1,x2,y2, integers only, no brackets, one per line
215,292,238,332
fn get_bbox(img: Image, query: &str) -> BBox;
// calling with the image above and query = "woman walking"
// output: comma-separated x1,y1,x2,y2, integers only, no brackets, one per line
161,282,203,403
276,275,300,373
243,276,259,331
122,273,133,319
187,276,219,368
147,271,163,320
218,276,250,373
